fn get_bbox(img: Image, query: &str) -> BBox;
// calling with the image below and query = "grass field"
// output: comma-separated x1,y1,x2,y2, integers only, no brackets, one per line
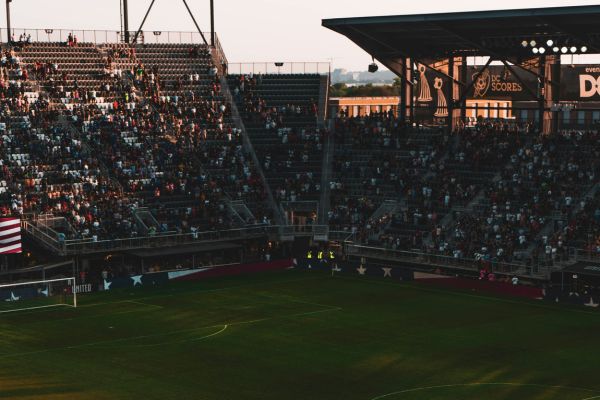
2,269,600,400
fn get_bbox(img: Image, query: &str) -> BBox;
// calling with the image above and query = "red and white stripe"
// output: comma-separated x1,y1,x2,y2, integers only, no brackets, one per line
0,218,21,254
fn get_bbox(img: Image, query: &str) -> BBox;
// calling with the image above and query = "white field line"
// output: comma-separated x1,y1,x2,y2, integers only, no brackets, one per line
370,382,600,400
0,307,340,358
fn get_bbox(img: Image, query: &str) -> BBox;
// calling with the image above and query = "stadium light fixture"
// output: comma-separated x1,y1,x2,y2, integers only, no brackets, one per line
552,46,560,53
546,39,554,47
561,47,568,53
532,47,539,54
274,62,284,74
581,46,588,53
368,57,378,73
530,40,537,47
570,46,577,53
538,47,546,54
521,40,528,48
44,29,54,42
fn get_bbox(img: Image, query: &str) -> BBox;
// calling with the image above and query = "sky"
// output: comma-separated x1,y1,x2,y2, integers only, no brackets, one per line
1,0,600,70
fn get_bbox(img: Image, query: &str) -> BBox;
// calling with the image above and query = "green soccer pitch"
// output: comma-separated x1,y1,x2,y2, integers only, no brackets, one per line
1,269,600,400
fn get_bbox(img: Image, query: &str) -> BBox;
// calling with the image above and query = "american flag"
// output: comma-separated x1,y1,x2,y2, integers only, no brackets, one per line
0,218,22,254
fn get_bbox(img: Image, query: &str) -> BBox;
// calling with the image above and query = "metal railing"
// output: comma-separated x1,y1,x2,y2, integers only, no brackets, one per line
23,219,332,256
23,220,274,255
329,230,357,242
227,62,330,75
2,28,222,46
345,244,554,279
574,248,600,262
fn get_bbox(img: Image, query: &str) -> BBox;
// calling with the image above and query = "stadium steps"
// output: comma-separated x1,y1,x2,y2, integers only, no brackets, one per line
219,75,283,225
226,74,324,217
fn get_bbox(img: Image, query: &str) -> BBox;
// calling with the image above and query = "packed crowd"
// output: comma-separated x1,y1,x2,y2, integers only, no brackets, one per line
0,42,271,242
331,116,600,267
230,74,324,203
4,38,600,268
331,114,449,243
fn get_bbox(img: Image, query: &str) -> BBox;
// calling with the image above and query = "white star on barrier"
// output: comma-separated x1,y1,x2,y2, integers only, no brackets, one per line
382,268,392,278
357,265,367,275
103,280,112,291
131,275,143,286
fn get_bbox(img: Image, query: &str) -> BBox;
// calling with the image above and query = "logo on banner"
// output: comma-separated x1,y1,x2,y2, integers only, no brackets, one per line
473,70,492,98
73,284,93,294
433,78,448,118
417,64,433,103
472,69,523,98
580,75,600,98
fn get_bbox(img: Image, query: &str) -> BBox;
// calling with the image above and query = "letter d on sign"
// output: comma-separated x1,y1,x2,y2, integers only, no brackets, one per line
580,75,600,98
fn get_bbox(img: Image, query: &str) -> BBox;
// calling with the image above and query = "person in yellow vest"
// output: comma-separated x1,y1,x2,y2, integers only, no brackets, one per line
307,250,313,259
317,251,324,261
329,251,335,260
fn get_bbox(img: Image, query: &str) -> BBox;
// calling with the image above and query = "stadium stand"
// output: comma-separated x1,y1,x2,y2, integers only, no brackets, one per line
329,115,600,271
4,33,600,280
228,74,324,210
1,40,274,244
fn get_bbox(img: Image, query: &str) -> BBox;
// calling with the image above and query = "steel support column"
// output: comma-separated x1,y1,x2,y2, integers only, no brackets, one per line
538,56,547,133
447,56,454,133
6,0,11,44
409,60,415,124
551,57,561,133
132,0,156,44
460,56,467,124
123,0,130,43
182,0,209,46
399,57,407,125
210,0,215,47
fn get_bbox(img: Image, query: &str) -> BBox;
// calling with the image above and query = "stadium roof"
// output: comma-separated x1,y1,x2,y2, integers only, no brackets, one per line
322,5,600,61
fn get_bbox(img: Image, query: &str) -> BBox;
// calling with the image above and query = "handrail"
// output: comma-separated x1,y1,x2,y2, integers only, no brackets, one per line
574,248,600,262
20,215,580,278
227,62,331,75
2,28,222,46
345,244,553,279
23,216,331,256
